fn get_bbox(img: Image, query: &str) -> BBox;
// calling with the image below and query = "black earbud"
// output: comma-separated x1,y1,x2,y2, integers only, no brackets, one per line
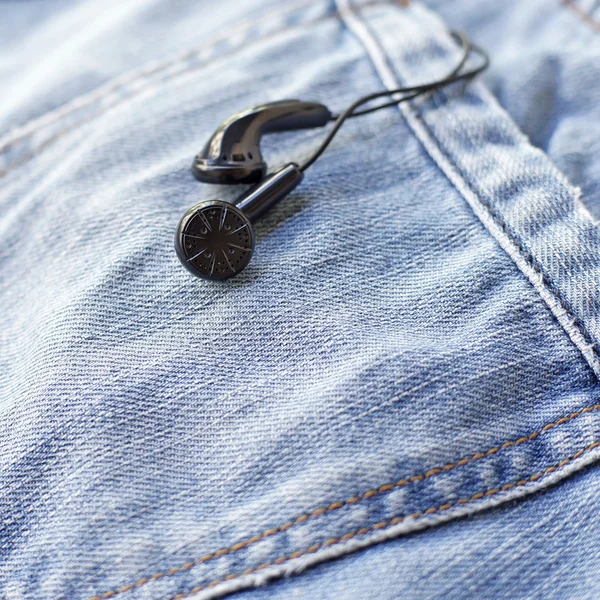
175,33,489,281
175,162,303,280
192,100,331,185
177,100,331,281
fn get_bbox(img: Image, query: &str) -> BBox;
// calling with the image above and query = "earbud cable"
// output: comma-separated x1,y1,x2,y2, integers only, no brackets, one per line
299,31,489,172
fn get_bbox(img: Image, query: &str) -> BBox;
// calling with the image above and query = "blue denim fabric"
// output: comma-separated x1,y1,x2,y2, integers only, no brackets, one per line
1,1,600,599
233,462,600,600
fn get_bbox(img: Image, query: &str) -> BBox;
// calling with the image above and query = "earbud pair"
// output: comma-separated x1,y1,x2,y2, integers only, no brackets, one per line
175,32,489,281
175,100,331,280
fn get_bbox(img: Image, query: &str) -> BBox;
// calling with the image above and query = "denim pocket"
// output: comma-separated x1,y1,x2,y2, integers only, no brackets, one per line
2,1,600,599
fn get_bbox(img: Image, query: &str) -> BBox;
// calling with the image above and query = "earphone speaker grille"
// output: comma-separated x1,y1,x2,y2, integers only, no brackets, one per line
176,201,254,280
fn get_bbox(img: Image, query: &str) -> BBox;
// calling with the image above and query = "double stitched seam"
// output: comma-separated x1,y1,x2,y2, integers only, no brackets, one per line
338,0,600,376
167,439,600,600
562,0,600,33
422,87,600,368
89,401,600,600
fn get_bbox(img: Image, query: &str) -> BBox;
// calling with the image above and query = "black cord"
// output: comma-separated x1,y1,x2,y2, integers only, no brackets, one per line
334,32,472,120
299,32,489,172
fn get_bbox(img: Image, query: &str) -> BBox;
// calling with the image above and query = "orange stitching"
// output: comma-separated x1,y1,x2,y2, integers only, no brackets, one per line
88,402,600,600
164,440,600,600
562,0,600,33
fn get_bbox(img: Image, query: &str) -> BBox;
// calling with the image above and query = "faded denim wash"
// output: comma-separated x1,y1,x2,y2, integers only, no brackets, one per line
1,0,600,599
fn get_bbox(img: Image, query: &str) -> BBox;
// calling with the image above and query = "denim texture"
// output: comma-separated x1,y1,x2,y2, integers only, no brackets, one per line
1,1,600,599
233,462,600,600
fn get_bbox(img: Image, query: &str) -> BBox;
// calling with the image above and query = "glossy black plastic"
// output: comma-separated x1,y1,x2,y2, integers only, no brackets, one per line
176,164,303,280
235,162,303,222
191,100,331,185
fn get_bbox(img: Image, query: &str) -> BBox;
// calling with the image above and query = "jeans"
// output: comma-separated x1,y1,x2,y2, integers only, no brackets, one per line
1,0,600,598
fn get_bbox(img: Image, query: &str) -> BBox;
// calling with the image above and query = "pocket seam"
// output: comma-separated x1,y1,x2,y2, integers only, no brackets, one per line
88,399,600,600
169,439,600,600
427,89,600,374
342,0,600,380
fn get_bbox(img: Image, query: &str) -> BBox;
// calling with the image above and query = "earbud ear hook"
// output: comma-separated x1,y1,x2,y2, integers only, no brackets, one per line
191,100,332,185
